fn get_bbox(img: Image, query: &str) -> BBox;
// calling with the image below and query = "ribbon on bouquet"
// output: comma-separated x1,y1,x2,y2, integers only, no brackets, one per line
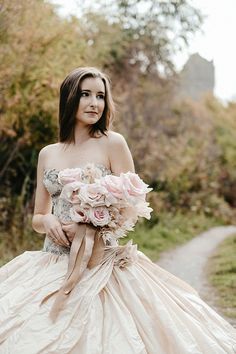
40,223,105,322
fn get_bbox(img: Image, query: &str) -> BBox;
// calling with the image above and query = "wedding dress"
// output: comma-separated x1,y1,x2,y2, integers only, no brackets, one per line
0,164,236,354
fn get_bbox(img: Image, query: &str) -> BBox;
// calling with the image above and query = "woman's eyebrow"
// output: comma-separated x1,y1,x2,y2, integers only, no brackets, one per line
81,89,105,94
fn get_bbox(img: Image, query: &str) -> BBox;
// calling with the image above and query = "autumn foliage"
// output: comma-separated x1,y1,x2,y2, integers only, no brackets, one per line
0,0,235,257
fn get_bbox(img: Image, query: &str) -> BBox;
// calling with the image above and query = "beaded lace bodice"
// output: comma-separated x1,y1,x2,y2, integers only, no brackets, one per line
42,163,112,255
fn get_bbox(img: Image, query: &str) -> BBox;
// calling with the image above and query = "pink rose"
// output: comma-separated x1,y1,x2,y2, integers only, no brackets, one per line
58,168,82,185
78,183,106,207
121,172,152,202
100,175,124,200
70,205,89,223
60,181,83,203
88,206,111,227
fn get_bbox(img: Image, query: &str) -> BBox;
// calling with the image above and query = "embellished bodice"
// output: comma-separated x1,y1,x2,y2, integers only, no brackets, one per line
42,163,112,255
43,164,111,195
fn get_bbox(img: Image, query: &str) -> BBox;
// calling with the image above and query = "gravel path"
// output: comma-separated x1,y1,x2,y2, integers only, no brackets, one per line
157,225,236,327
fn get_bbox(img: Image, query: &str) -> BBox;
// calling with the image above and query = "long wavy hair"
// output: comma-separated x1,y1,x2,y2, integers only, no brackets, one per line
59,67,115,143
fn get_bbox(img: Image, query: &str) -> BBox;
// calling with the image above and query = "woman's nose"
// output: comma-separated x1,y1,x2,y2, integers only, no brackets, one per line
89,95,98,107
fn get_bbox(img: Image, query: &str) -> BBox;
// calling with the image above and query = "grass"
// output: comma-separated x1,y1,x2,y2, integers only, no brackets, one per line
0,211,224,266
0,218,44,266
120,211,223,261
207,234,236,319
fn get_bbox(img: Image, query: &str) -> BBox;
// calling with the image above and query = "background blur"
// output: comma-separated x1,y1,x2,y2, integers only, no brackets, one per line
0,0,236,265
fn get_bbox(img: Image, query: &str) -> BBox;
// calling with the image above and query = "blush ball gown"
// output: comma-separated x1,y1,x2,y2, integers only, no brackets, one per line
0,164,236,354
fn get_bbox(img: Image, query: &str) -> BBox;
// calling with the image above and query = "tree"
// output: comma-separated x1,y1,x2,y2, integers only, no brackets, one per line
74,0,203,74
0,0,206,236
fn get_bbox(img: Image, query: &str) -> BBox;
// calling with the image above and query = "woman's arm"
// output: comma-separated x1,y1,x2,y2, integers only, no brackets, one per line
32,147,52,233
108,131,135,175
32,147,70,246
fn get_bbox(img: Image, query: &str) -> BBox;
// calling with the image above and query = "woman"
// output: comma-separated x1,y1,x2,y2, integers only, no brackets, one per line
0,67,235,353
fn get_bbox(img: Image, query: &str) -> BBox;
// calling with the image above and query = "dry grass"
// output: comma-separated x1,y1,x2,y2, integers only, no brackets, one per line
207,234,236,319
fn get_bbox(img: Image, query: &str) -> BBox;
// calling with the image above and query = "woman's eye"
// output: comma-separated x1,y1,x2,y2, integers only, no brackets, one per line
81,92,104,99
81,92,89,97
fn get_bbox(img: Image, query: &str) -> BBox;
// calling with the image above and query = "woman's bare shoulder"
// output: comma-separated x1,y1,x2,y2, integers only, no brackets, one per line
39,143,60,154
106,131,134,173
106,130,126,145
38,143,60,165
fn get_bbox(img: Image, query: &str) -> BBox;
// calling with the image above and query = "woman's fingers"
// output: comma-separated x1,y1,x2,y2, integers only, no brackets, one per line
66,233,74,243
56,227,70,247
49,226,70,247
48,233,56,243
46,219,80,247
61,223,76,242
61,223,75,233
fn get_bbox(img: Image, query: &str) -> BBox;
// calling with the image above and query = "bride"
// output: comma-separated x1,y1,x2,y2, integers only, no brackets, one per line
0,67,236,353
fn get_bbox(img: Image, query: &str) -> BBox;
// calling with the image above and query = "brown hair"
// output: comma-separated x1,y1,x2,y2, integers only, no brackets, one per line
59,67,115,143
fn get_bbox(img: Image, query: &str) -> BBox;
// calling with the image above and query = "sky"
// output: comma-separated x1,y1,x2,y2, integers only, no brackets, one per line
174,0,236,102
50,0,236,102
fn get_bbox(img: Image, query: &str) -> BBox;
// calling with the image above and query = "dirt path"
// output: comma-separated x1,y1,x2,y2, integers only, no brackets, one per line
157,225,236,327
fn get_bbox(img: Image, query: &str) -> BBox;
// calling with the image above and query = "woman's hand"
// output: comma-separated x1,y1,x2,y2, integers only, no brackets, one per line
61,222,78,243
42,214,70,247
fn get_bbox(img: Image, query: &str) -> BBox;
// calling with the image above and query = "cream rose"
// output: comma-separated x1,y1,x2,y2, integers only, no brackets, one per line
58,168,82,185
88,206,111,226
59,181,83,203
69,206,89,223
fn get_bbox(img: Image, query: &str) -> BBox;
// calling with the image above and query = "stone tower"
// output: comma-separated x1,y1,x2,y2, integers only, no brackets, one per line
177,53,215,100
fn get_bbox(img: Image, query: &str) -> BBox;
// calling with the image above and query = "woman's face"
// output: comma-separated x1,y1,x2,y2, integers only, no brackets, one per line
76,77,105,126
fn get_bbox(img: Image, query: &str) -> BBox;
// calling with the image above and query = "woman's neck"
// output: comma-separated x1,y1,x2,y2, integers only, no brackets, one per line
73,123,91,145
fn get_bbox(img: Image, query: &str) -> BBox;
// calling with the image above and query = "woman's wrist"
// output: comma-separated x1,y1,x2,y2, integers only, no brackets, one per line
32,213,52,234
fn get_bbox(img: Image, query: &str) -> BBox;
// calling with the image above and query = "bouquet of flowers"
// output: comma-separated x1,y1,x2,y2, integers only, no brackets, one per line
58,164,153,245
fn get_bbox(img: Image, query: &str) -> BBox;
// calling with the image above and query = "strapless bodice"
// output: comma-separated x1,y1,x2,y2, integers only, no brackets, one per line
43,163,111,197
42,163,113,255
